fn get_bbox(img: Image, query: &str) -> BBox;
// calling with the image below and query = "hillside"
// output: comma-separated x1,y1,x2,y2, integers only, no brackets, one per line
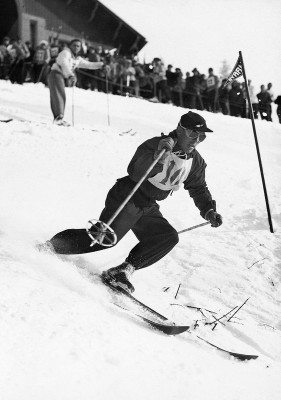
0,80,281,400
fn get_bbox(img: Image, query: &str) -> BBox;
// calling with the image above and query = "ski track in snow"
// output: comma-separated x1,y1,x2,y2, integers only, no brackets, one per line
0,81,281,400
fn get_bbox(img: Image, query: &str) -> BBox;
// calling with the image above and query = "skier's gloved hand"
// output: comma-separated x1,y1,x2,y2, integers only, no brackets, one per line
68,75,77,87
205,209,223,227
154,137,175,164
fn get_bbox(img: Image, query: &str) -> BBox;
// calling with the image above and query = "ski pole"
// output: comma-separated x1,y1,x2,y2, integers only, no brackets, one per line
87,149,166,246
177,221,210,234
106,73,110,126
72,85,75,127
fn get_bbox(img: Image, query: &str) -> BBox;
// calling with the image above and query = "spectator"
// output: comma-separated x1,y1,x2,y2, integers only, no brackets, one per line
95,52,111,93
110,54,123,95
0,36,12,80
241,82,248,118
78,46,100,90
267,82,274,101
266,83,274,121
166,64,177,103
183,71,192,108
1,37,277,125
248,80,259,119
274,95,281,124
198,73,207,110
228,81,244,117
48,38,103,125
150,58,169,103
123,59,136,95
24,41,35,82
96,45,106,61
206,68,219,112
88,47,100,78
173,67,184,106
9,38,30,84
187,68,201,109
134,61,145,97
257,84,272,121
115,56,127,95
218,79,230,115
32,40,50,84
138,63,154,99
93,47,108,92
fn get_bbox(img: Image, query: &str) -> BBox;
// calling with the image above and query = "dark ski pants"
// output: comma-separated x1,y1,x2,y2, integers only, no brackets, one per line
48,70,66,119
49,187,179,270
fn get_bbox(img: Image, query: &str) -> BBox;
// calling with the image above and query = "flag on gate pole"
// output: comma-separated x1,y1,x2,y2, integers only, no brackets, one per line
223,54,243,88
225,51,274,233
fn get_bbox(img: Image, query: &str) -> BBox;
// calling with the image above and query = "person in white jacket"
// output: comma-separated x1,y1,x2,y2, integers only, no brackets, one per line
48,39,103,125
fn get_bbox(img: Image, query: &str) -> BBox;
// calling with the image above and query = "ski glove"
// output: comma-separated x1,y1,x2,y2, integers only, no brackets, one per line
154,137,175,164
205,209,223,227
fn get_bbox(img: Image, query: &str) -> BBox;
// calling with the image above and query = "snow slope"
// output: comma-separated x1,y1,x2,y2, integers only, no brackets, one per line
0,80,281,400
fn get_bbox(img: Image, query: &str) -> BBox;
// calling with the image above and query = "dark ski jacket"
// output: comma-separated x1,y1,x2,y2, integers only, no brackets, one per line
115,130,215,219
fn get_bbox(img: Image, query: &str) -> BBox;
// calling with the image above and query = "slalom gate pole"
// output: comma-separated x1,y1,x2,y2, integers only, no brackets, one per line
106,74,110,126
105,149,166,227
72,86,75,127
177,221,210,235
239,51,274,233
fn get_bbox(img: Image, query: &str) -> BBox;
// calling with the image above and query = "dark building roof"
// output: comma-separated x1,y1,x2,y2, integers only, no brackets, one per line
89,0,147,53
1,0,147,55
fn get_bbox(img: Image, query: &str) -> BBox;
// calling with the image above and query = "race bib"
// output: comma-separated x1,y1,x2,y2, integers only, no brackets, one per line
207,76,216,88
148,153,192,191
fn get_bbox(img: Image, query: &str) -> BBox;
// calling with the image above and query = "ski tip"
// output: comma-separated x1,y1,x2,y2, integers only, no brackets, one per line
139,316,190,335
229,352,259,361
196,335,259,361
0,118,13,123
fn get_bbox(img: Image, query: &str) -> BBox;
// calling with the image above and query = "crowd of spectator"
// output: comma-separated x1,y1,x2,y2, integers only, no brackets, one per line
0,35,280,123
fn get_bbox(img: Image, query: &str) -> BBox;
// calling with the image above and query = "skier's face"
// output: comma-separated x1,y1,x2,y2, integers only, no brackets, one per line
176,123,206,153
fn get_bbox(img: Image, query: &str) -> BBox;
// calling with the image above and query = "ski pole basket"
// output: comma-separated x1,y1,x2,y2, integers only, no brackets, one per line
86,219,117,247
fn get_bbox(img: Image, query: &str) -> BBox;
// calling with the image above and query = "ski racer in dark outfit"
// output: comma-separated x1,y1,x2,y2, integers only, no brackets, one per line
46,111,223,293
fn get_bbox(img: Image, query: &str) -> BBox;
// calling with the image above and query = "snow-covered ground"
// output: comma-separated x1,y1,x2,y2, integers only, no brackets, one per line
0,80,281,400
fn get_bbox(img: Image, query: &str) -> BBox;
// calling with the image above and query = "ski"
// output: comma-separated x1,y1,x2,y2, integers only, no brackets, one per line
100,275,190,335
139,316,190,335
119,128,137,136
114,303,190,335
0,113,98,132
101,276,259,356
195,334,259,361
0,118,13,123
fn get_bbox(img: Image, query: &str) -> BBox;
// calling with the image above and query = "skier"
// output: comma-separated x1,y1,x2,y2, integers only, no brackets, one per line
45,111,222,293
48,38,103,126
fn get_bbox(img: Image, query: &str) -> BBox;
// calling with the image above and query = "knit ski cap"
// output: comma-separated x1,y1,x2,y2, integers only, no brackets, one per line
180,111,213,132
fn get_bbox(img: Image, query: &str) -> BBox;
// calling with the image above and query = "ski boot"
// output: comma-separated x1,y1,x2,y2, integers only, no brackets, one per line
102,262,135,293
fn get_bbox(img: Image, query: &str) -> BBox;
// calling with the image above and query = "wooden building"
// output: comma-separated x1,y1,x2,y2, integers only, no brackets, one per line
0,0,147,54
